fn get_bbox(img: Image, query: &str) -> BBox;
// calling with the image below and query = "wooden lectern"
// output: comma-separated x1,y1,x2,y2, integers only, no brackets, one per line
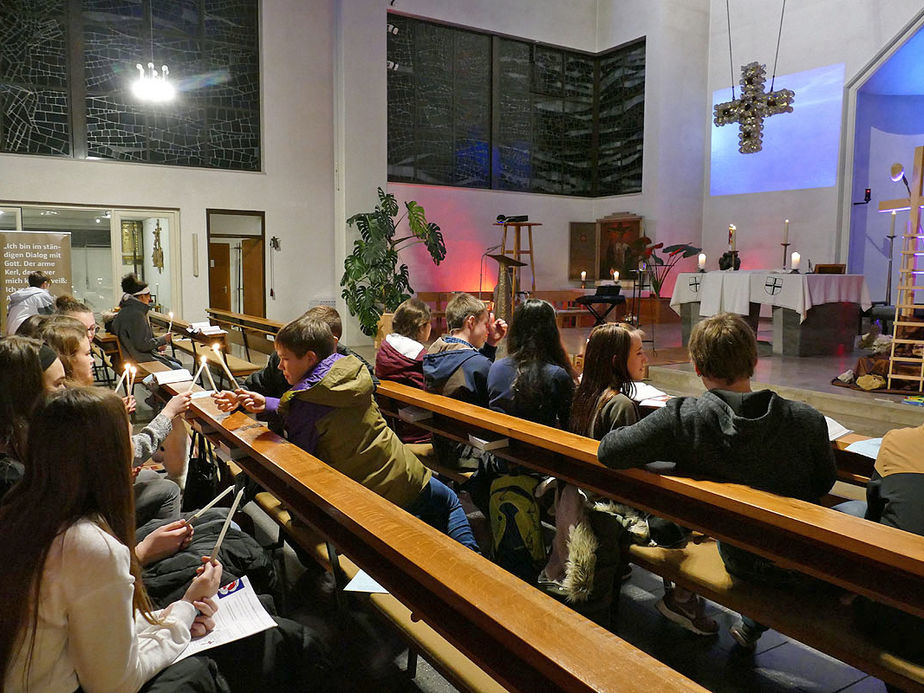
489,253,527,325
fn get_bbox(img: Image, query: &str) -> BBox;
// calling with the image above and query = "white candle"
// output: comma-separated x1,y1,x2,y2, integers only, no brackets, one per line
210,487,246,561
212,343,240,390
127,365,137,395
613,270,619,282
186,486,234,523
783,219,790,245
698,253,706,270
167,310,173,334
791,251,801,271
115,364,130,394
728,224,736,252
890,211,896,237
610,268,616,280
186,358,206,394
204,358,218,392
580,270,586,282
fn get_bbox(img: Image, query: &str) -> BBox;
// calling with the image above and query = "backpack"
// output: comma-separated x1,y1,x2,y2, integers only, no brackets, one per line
489,474,545,582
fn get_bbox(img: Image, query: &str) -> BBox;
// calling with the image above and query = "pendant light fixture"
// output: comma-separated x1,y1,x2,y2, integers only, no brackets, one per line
131,2,175,102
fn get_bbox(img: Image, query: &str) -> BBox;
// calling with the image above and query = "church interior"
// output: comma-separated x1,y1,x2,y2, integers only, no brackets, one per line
2,0,924,691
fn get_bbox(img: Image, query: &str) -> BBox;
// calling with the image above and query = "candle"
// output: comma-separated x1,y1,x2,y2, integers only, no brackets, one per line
791,251,801,272
698,253,706,270
613,270,619,282
186,486,235,523
186,358,206,394
580,270,586,282
167,310,173,334
127,365,137,395
728,224,736,252
210,487,246,561
610,268,616,280
115,364,130,394
212,343,240,390
204,358,218,391
783,219,790,245
890,211,896,237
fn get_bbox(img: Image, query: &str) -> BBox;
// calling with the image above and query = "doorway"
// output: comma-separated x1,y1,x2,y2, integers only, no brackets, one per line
206,210,266,317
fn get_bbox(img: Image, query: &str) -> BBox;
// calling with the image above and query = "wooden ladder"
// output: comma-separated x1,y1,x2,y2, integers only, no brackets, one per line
886,145,924,391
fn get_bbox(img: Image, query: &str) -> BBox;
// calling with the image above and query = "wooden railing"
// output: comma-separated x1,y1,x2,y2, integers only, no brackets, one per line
162,382,702,693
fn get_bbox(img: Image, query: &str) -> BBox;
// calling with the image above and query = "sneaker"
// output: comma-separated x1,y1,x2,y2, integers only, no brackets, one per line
729,619,761,651
656,591,719,635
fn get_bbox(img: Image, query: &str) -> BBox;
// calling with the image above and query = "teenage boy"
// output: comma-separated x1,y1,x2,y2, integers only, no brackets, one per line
243,305,377,399
6,271,55,336
423,293,508,405
598,312,836,647
215,316,478,551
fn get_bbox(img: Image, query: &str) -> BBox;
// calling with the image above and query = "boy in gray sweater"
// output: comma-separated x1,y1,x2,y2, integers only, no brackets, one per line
598,312,836,648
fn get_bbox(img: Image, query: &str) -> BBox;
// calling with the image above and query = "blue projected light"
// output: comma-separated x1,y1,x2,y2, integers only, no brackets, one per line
710,63,845,196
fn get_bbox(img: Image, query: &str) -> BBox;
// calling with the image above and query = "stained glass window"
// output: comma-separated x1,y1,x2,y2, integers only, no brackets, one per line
387,15,645,197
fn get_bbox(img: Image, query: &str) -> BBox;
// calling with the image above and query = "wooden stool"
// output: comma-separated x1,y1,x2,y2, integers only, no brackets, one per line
498,221,541,294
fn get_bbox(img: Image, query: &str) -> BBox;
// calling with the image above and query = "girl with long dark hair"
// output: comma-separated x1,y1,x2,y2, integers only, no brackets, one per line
0,387,222,691
488,299,576,428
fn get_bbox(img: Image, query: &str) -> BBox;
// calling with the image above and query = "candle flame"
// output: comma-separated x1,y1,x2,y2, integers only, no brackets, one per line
212,343,220,352
200,355,207,365
130,365,137,374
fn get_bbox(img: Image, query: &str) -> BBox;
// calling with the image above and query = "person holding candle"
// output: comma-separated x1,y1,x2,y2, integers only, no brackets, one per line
109,274,181,370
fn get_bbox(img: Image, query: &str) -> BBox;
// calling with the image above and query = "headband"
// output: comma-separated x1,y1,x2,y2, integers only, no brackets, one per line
39,343,59,371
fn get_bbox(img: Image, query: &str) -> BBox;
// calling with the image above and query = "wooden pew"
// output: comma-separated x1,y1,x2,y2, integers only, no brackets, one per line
156,382,702,693
206,308,281,360
373,380,924,691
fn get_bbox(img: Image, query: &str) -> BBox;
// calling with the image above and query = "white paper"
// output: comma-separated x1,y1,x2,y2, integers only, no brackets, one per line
174,576,276,661
344,569,389,594
631,382,668,402
152,369,193,385
824,416,853,441
845,438,882,459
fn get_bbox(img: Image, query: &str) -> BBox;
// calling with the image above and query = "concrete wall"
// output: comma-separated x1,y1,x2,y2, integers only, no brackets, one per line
702,0,923,275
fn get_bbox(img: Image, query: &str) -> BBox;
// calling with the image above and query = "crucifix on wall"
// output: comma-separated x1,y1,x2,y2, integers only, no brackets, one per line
714,62,795,154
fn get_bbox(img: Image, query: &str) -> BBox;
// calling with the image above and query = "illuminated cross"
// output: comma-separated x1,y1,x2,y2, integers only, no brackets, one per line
714,62,795,154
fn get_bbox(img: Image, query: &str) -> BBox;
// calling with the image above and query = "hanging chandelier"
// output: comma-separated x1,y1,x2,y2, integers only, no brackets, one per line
132,62,175,102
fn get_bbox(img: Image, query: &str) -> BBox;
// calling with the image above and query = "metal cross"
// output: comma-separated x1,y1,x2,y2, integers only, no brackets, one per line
714,62,794,154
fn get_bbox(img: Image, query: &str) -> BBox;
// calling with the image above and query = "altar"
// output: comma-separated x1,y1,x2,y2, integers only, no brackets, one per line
670,271,872,356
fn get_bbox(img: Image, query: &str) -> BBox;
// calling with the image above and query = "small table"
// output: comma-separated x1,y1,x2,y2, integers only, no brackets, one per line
575,294,627,326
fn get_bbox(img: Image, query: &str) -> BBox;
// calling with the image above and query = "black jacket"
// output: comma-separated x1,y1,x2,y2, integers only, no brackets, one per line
110,295,167,363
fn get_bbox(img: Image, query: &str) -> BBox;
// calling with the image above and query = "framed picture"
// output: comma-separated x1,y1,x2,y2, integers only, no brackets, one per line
598,214,643,280
568,222,597,281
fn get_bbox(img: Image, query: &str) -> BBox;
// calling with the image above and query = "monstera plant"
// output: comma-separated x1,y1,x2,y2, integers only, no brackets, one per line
341,188,446,336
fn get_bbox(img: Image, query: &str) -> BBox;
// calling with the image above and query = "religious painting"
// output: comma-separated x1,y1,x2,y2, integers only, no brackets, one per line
598,214,643,280
568,222,597,281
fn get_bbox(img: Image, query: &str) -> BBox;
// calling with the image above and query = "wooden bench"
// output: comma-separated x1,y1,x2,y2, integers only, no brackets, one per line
206,308,281,361
373,380,924,692
159,382,702,693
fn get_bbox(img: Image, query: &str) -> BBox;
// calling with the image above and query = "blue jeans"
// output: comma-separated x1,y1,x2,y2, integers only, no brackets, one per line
407,477,479,552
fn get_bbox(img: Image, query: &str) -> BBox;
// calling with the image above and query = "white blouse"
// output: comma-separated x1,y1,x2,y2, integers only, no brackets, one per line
4,518,196,693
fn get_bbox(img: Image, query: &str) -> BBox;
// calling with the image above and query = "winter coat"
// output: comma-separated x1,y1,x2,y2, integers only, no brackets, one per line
375,333,429,443
6,286,54,335
267,353,431,509
245,344,378,399
109,294,167,364
423,336,496,406
487,356,574,428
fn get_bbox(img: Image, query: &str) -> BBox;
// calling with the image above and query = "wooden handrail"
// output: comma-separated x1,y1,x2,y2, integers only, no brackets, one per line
374,380,924,620
163,382,702,693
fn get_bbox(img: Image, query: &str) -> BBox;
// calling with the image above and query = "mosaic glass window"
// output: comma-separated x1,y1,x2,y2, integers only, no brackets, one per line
388,15,645,197
0,0,260,170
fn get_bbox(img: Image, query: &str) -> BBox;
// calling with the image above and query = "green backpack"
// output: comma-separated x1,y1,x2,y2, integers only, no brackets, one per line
489,474,545,582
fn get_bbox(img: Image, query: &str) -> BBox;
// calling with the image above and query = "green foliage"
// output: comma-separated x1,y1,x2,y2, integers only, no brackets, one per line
645,242,701,298
340,188,446,336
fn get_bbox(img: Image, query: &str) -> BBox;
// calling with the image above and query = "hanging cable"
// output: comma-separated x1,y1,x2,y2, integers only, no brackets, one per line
770,0,788,91
725,0,736,99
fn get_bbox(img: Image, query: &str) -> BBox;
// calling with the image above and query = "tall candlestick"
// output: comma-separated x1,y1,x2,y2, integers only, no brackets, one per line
783,219,790,245
791,251,801,272
212,343,240,390
698,253,706,270
728,224,736,252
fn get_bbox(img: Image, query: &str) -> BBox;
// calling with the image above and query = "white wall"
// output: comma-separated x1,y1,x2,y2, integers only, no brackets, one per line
702,0,923,273
141,217,172,312
0,0,336,328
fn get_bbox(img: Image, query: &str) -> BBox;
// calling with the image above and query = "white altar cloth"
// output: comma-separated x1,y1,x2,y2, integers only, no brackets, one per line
670,271,872,322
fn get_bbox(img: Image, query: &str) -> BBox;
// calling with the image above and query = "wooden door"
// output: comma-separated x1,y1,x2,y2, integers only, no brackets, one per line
241,238,265,317
209,243,231,311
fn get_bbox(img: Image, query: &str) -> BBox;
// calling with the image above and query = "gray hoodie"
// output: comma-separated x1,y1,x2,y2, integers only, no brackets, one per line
5,286,54,335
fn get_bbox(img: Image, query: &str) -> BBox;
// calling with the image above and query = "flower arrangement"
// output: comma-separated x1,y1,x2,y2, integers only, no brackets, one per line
627,238,702,298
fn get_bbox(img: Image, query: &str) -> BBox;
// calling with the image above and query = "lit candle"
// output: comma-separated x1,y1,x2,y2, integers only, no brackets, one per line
167,310,173,334
115,364,130,394
610,268,616,280
698,253,706,270
791,251,801,272
127,365,137,395
890,211,896,237
613,270,619,282
783,219,790,245
210,487,246,561
212,343,240,390
728,224,736,252
186,358,206,394
203,357,218,391
580,270,586,282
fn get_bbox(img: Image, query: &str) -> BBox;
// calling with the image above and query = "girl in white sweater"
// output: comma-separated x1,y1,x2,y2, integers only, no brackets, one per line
0,387,222,692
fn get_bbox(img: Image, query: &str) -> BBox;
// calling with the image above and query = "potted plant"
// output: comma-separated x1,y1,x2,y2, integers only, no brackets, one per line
626,237,701,298
340,188,446,336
